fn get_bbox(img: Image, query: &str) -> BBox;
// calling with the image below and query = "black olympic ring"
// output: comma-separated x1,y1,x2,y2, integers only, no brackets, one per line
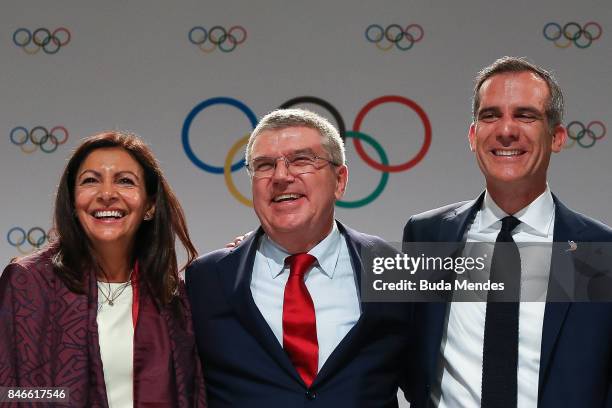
9,126,69,154
188,25,247,53
543,21,602,49
365,23,424,51
279,96,347,143
565,120,606,149
12,27,71,55
7,227,51,253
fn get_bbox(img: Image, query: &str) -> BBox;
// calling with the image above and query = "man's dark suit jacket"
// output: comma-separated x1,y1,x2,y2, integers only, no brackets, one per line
403,193,612,408
186,222,412,407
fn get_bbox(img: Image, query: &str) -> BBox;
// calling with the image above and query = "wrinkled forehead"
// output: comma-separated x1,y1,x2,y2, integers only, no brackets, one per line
478,72,550,109
251,126,325,157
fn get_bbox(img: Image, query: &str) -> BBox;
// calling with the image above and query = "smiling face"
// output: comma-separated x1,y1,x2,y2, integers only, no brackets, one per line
250,126,347,252
74,147,153,254
468,71,566,196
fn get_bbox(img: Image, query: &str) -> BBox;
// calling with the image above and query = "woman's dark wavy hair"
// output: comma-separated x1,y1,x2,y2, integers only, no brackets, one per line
52,131,197,305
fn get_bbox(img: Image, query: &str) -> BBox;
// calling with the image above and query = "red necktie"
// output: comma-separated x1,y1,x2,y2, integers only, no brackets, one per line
283,253,318,387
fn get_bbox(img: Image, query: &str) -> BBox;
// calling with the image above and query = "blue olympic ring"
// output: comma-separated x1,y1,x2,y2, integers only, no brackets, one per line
181,97,258,174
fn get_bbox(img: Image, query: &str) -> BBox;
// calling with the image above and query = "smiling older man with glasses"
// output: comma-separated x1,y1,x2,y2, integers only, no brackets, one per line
186,108,413,408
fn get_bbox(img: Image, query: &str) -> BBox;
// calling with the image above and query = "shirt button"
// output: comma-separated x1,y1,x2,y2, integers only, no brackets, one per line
305,390,317,400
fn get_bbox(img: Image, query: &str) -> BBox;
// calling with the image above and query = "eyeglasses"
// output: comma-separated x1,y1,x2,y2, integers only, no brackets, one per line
246,152,338,179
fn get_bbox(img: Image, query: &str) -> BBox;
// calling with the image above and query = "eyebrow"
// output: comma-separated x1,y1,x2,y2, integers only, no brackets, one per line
514,107,544,117
478,106,545,118
251,148,317,160
77,169,141,180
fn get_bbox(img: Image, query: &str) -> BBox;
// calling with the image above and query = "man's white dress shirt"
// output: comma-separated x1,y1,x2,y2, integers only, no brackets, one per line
250,221,361,372
434,187,555,407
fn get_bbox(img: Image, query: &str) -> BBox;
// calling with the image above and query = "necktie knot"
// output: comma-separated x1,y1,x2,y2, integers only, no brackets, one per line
286,253,317,278
501,216,520,233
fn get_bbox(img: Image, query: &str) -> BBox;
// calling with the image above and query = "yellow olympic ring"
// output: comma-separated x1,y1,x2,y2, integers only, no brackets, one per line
563,136,576,149
375,39,394,51
224,134,253,207
16,242,43,255
199,41,216,53
15,244,33,255
20,141,38,154
554,35,572,49
23,42,41,55
11,228,52,255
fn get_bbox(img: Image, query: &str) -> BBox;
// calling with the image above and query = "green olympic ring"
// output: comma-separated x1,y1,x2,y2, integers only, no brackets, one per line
336,131,389,208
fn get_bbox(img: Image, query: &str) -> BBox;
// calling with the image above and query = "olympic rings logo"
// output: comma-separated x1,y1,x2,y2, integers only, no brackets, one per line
365,24,424,51
12,27,71,55
543,22,602,49
182,95,431,208
9,126,69,154
6,227,52,255
564,120,606,149
188,26,247,53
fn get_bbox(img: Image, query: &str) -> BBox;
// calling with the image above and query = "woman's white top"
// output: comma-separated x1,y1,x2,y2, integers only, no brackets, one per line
97,282,134,408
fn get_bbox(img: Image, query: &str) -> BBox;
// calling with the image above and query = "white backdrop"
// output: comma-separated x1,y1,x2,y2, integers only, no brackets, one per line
1,2,611,403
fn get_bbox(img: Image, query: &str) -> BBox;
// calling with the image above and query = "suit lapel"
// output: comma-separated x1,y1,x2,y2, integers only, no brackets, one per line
539,196,585,391
423,194,483,386
437,194,483,243
217,229,301,384
312,223,371,386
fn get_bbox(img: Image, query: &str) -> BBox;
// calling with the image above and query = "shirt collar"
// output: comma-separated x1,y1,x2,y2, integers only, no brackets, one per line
479,185,554,237
261,221,342,280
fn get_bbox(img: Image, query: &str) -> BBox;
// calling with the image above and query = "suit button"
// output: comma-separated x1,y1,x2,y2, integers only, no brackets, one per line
305,390,317,400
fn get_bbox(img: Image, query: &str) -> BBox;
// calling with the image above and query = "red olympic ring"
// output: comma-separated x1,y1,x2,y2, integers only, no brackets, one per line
587,120,606,140
229,25,247,45
404,24,424,42
52,27,71,46
583,21,602,41
352,95,432,172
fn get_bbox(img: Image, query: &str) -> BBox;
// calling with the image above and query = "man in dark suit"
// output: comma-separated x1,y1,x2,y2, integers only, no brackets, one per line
187,109,411,407
403,56,612,408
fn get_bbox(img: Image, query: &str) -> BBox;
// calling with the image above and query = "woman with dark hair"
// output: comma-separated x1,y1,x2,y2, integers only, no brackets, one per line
0,131,206,407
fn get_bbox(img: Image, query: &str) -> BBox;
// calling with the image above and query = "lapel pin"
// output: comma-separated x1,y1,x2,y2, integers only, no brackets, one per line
566,240,577,252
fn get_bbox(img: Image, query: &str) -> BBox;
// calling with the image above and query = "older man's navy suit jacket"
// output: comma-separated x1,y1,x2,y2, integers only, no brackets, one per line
187,222,413,408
